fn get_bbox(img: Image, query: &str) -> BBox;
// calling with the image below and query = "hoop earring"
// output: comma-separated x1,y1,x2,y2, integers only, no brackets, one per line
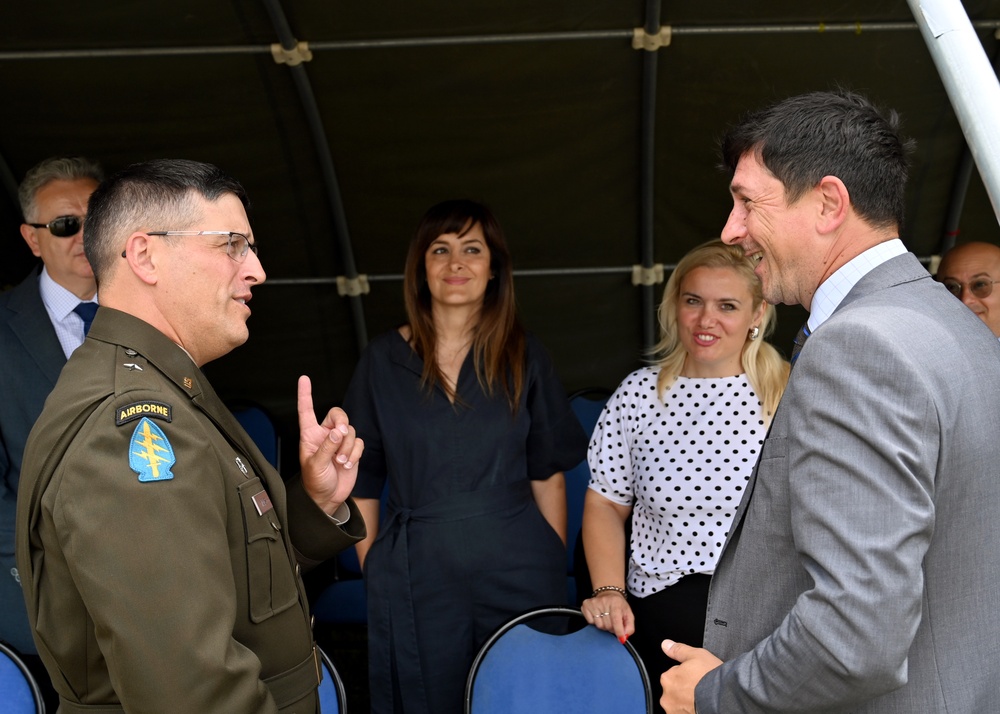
748,326,760,341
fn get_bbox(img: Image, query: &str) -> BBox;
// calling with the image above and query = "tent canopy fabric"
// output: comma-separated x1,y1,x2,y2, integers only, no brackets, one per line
3,1,998,454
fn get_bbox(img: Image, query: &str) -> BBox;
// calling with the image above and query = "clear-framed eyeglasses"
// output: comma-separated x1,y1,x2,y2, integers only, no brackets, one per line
146,231,258,262
939,277,999,300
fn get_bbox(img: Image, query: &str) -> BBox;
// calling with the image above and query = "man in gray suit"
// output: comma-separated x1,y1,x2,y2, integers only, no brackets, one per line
660,91,1000,712
0,156,103,701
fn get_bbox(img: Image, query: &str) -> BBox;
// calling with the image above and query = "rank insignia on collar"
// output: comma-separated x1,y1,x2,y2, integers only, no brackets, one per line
129,417,176,482
183,377,193,389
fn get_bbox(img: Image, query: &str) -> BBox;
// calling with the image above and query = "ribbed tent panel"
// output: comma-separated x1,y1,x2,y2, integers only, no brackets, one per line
2,1,998,451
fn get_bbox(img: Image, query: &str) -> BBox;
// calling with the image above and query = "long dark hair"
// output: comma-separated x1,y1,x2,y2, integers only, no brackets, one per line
402,199,526,411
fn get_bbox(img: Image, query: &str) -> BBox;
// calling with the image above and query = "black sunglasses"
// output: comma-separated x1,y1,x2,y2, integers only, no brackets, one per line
28,215,83,238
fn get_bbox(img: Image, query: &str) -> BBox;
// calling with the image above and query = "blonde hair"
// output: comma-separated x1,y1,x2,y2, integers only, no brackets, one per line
650,239,789,421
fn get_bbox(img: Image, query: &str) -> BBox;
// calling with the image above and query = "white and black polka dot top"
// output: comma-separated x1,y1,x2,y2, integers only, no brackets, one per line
587,366,766,597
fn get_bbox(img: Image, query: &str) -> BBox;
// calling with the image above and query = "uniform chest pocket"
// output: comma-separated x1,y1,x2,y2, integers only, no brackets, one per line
237,478,299,623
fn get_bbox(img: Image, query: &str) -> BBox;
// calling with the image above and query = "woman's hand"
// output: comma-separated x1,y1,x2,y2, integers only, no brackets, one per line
582,590,635,644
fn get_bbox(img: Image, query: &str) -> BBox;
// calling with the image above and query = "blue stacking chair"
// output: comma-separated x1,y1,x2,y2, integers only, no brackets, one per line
312,547,368,625
465,607,651,714
312,484,388,626
317,647,347,713
564,388,611,603
0,642,45,714
229,401,282,471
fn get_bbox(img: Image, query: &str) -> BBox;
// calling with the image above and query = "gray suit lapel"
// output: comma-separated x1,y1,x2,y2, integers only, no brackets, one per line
716,252,929,565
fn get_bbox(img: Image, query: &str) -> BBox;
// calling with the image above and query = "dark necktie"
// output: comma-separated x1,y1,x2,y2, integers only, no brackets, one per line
73,302,99,336
790,322,810,367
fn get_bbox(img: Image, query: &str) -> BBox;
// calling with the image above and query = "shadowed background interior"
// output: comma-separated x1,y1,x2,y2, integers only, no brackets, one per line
2,1,999,465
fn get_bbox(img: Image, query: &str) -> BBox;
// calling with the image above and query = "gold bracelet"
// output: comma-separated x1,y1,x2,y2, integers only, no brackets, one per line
591,585,627,600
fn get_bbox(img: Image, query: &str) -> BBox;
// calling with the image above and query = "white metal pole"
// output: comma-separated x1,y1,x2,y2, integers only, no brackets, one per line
908,0,1000,222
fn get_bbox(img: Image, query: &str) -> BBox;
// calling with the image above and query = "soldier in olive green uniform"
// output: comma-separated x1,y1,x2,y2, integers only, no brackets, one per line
16,159,365,713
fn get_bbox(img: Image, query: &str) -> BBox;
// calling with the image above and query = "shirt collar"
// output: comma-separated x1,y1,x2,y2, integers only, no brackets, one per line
807,238,906,333
38,266,97,321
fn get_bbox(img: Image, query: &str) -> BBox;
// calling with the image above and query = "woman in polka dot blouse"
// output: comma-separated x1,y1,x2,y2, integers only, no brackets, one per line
581,240,789,700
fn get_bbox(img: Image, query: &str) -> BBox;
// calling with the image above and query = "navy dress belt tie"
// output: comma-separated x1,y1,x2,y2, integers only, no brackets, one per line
367,479,534,714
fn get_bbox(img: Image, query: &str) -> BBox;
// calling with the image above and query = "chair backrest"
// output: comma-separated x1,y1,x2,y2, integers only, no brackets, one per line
465,607,651,714
317,647,347,714
0,642,45,714
229,402,281,471
564,389,611,600
312,482,391,625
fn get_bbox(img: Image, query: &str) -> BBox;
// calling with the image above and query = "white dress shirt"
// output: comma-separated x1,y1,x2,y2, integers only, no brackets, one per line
38,267,98,359
807,238,906,334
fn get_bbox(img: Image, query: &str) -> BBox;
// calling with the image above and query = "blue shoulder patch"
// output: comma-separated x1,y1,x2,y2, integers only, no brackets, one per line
129,417,176,482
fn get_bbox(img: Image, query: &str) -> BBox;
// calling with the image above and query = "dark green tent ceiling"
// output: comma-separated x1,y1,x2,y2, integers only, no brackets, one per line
3,1,999,458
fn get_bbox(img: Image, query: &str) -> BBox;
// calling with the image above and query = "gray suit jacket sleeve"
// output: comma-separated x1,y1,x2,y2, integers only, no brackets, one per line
698,309,939,711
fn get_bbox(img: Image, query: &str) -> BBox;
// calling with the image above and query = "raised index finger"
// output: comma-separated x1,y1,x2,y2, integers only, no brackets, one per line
297,375,318,431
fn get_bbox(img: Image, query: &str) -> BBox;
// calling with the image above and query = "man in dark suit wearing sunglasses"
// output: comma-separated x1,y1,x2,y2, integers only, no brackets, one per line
0,155,103,707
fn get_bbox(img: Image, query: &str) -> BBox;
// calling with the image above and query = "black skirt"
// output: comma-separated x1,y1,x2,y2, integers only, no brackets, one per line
627,573,712,705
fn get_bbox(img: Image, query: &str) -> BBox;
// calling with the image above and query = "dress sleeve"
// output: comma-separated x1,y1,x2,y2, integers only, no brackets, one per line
586,371,643,506
523,335,589,480
341,339,389,499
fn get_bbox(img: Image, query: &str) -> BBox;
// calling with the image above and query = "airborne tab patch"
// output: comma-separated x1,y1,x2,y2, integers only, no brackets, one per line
129,417,176,482
117,401,172,426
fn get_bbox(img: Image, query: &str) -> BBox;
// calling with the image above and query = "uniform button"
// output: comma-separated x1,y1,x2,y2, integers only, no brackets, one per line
295,564,301,577
310,615,315,628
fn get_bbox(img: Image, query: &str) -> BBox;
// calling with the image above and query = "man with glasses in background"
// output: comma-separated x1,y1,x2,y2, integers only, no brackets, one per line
0,155,103,708
935,241,1000,339
16,159,366,712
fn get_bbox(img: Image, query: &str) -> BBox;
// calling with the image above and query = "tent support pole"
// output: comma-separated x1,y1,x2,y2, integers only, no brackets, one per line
937,44,1000,256
909,0,1000,224
261,0,369,355
638,0,662,352
0,151,20,215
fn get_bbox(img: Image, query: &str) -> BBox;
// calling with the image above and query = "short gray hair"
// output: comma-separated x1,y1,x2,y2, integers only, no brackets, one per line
19,156,105,222
84,159,250,284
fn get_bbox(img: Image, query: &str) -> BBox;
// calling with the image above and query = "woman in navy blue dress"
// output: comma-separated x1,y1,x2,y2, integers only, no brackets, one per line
343,200,587,714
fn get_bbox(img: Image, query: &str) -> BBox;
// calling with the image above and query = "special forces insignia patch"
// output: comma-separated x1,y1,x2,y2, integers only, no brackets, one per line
129,417,176,482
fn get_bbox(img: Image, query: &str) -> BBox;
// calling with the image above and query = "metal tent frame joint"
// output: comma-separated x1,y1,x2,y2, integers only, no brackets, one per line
336,275,370,297
631,264,664,286
271,41,313,66
632,26,672,51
